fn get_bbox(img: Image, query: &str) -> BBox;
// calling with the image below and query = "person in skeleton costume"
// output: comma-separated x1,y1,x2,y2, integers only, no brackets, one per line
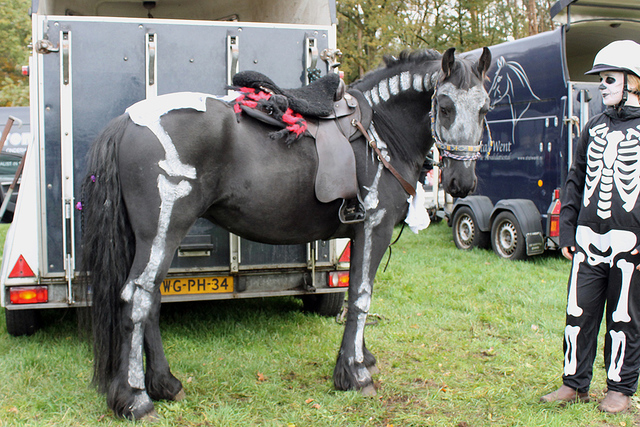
541,40,640,413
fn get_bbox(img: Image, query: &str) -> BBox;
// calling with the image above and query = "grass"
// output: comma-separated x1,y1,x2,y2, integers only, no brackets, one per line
0,220,638,426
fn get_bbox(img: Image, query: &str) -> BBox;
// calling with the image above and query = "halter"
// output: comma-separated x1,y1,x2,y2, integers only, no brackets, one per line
429,81,493,161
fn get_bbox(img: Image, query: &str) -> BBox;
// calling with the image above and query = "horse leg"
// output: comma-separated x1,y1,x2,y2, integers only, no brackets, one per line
109,176,193,419
144,287,185,402
333,208,393,396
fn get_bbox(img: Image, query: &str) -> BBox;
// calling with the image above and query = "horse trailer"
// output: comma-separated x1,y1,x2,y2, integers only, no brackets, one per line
1,0,351,336
451,0,640,260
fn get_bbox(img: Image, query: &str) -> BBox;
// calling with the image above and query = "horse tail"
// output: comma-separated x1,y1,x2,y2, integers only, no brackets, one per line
81,114,135,394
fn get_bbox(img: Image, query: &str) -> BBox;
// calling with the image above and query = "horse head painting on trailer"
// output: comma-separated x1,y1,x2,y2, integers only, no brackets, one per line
82,46,491,420
487,56,541,144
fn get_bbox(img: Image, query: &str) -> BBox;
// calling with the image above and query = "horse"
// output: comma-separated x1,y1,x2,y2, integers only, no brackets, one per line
82,46,492,420
487,56,541,144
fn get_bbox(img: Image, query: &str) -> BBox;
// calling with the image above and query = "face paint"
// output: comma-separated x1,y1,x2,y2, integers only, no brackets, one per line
599,71,625,106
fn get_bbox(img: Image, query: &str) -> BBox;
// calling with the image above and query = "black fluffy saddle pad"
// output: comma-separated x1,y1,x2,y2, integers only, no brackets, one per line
231,71,340,117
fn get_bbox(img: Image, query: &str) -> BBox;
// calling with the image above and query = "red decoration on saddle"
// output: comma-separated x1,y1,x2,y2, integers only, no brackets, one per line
233,87,307,140
281,108,307,137
233,87,272,113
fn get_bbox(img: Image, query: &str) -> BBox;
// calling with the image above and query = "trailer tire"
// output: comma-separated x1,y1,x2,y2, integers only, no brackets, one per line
491,211,527,260
5,309,40,336
302,292,346,317
452,206,489,250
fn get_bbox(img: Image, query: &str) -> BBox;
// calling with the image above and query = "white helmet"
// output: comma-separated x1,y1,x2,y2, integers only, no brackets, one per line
585,40,640,78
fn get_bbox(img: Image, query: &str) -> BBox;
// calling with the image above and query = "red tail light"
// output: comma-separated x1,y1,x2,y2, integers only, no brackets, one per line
329,271,349,287
9,286,48,304
548,190,561,237
549,215,560,237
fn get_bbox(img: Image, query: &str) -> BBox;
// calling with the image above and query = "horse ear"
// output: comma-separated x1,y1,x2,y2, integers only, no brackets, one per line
442,47,456,79
477,47,492,78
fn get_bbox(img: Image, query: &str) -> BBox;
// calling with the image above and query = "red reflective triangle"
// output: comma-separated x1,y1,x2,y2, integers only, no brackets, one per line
9,255,35,278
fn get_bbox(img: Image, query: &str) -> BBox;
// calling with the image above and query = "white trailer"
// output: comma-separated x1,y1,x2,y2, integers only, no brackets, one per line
2,0,350,335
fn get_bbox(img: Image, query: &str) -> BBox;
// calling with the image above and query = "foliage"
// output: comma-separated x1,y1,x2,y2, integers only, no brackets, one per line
336,0,558,82
1,221,638,426
0,0,31,106
0,0,561,104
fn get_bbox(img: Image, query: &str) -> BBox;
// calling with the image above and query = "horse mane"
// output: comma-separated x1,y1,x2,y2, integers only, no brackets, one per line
349,49,442,89
382,49,442,69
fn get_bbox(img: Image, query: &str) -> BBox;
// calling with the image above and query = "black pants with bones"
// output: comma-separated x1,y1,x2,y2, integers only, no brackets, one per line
562,225,640,395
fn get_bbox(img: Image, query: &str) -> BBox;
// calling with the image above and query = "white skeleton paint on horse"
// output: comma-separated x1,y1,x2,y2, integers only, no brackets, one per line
82,47,492,419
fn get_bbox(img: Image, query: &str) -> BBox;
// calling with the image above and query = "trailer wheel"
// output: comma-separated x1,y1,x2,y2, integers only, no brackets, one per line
491,211,527,261
302,292,346,317
452,206,489,250
5,309,40,336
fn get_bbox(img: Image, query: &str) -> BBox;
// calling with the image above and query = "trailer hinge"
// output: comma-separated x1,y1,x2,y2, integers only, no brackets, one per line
307,241,318,289
229,234,240,273
64,200,75,303
226,33,239,95
305,36,320,83
61,32,70,85
146,33,157,98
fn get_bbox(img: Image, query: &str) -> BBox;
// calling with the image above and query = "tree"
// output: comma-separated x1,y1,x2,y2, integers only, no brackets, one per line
0,0,31,106
336,0,559,83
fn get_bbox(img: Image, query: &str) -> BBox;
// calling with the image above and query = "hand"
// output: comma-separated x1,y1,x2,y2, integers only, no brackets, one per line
633,248,640,271
562,246,575,261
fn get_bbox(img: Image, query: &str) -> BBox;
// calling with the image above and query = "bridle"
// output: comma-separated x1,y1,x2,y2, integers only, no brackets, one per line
349,79,494,197
429,81,493,162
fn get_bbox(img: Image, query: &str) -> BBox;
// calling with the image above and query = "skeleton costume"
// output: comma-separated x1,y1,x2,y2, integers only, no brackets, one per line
554,40,640,406
560,105,640,395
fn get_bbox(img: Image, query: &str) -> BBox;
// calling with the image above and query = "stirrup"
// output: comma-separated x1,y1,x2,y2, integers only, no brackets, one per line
339,197,366,224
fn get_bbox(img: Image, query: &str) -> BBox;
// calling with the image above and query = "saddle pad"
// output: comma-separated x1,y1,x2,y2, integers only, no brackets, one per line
314,120,359,203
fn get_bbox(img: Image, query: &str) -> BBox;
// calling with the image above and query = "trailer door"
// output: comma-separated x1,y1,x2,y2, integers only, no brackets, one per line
34,15,333,282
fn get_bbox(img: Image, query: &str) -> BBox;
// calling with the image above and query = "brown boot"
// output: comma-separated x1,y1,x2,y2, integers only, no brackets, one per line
598,390,631,413
540,385,590,403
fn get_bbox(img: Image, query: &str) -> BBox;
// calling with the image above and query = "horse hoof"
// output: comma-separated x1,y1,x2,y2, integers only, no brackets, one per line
360,384,377,397
139,409,160,422
367,365,380,375
173,388,187,401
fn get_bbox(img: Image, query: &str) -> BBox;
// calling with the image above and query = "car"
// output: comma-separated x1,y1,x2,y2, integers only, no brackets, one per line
0,152,22,222
0,106,30,223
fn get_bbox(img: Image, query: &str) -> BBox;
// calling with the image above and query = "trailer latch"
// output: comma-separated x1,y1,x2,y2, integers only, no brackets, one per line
35,39,59,54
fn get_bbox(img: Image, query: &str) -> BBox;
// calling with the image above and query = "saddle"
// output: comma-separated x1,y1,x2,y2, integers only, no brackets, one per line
232,71,341,117
231,71,372,222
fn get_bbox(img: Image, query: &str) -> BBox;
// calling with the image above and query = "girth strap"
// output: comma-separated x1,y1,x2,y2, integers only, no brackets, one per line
353,121,416,197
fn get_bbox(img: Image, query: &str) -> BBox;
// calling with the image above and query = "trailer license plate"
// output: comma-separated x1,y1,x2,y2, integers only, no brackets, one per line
160,277,233,295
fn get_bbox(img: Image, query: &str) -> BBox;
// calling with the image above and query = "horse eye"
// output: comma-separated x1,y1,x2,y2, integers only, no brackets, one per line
440,106,449,116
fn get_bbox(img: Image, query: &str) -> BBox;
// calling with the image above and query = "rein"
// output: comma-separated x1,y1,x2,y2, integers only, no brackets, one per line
353,120,416,197
429,82,493,161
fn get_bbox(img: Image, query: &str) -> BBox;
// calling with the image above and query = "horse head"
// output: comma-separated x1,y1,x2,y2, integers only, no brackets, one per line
433,47,491,198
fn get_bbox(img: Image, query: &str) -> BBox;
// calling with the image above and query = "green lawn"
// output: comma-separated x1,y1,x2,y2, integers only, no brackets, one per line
0,221,636,426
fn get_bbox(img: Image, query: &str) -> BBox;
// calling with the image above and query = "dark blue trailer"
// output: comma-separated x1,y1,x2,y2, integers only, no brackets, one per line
452,0,640,260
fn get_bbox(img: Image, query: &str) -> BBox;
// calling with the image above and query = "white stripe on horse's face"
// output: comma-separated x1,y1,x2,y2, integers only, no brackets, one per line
435,83,489,147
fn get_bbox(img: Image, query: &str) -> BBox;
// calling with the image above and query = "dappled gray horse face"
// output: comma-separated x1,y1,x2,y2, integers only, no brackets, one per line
435,82,490,198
